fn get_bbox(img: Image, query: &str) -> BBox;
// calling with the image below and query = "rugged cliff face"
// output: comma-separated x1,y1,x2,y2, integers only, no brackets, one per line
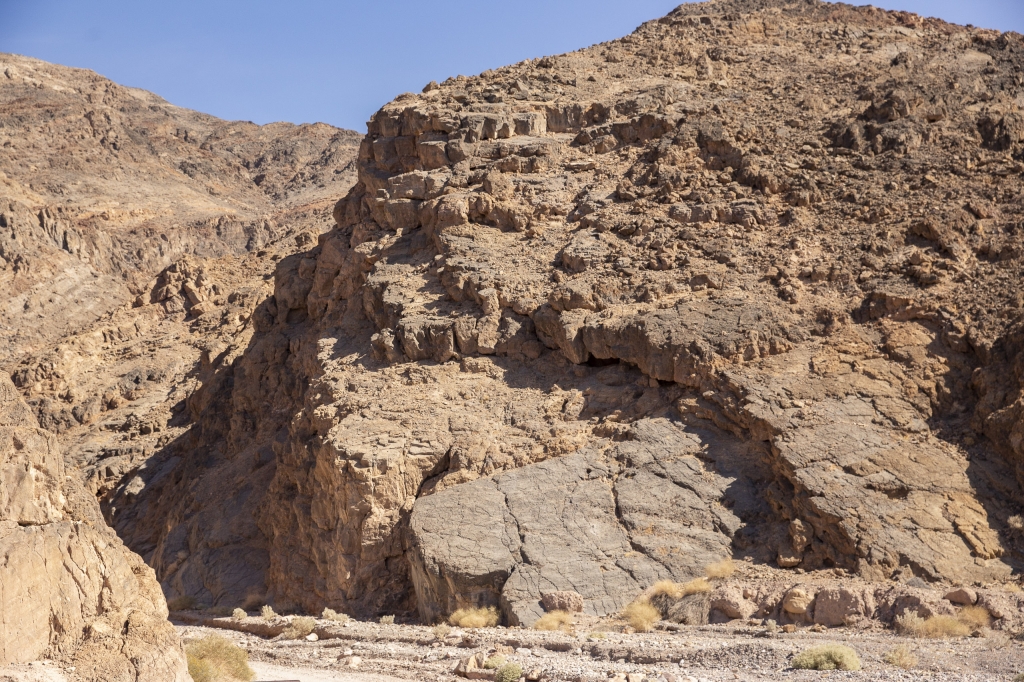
117,0,1024,624
0,53,360,668
0,375,189,679
0,52,360,517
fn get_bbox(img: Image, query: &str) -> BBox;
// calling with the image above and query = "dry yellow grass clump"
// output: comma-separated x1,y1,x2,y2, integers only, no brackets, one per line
894,612,970,638
448,606,499,628
958,605,992,629
260,605,276,620
534,610,574,632
186,635,255,682
322,607,350,623
622,598,660,633
231,608,246,620
281,616,316,639
791,644,861,671
705,559,736,579
883,644,917,669
650,577,711,599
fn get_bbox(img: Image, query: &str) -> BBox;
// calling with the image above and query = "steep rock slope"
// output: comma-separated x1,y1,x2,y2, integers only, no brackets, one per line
0,53,360,507
117,0,1024,624
0,375,188,680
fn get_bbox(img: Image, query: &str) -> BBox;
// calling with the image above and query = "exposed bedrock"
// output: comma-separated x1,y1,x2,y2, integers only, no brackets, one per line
116,0,1024,623
0,376,188,679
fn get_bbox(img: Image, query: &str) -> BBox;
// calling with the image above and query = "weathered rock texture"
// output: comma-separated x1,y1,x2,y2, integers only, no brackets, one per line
0,51,359,526
0,53,359,667
113,0,1024,626
0,375,188,679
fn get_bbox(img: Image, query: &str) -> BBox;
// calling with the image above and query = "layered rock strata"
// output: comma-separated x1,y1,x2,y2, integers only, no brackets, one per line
117,0,1024,626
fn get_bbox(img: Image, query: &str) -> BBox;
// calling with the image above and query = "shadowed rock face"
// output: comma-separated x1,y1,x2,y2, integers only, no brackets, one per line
113,0,1024,623
0,375,189,679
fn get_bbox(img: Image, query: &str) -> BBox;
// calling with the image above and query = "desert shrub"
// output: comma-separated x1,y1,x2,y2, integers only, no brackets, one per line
895,612,969,638
1009,514,1024,532
588,631,608,640
791,644,861,671
449,606,499,628
432,623,451,640
167,595,197,611
379,615,395,625
281,616,316,640
765,619,778,633
622,598,660,633
260,605,277,620
1014,673,1024,682
322,607,350,623
185,635,255,682
958,605,991,629
483,655,507,669
231,608,246,620
650,577,711,601
883,644,917,669
494,663,523,682
534,610,574,632
705,559,736,579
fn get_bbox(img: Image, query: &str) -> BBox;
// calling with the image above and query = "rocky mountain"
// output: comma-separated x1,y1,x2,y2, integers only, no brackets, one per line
0,53,360,675
101,0,1024,628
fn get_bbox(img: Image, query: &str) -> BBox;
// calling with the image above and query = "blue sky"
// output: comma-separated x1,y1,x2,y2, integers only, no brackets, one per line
2,1,1022,132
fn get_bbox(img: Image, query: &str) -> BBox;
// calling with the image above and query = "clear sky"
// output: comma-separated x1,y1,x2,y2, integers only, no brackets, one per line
2,1,1022,133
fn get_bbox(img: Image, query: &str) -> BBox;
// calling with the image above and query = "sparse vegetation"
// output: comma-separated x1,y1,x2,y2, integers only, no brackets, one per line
791,644,861,671
649,577,711,600
432,623,451,640
958,605,991,629
705,558,736,579
207,606,234,617
494,663,523,682
483,655,507,669
379,615,395,625
260,605,277,620
894,612,970,639
622,598,660,633
231,608,246,620
448,606,499,628
1009,514,1024,532
167,595,197,611
534,610,574,632
883,644,917,669
185,635,255,682
587,631,608,640
281,616,316,640
765,619,778,634
322,608,350,623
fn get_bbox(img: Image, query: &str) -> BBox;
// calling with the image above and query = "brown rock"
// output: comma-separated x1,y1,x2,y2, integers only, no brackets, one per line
541,591,584,613
944,588,978,606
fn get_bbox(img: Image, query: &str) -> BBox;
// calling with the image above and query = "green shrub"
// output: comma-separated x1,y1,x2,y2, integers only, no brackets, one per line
185,635,255,682
494,663,523,682
791,644,861,671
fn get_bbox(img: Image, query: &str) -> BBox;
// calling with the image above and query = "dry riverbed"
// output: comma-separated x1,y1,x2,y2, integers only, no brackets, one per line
173,613,1024,682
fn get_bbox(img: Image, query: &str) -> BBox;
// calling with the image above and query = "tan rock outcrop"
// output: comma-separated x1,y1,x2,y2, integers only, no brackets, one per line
105,0,1024,626
0,376,188,679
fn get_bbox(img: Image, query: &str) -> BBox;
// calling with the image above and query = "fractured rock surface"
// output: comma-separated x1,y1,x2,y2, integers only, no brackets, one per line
96,0,1024,625
0,375,188,679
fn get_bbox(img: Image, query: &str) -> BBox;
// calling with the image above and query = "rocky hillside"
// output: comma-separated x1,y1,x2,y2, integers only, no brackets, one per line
39,0,1024,630
0,53,360,505
0,53,360,674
